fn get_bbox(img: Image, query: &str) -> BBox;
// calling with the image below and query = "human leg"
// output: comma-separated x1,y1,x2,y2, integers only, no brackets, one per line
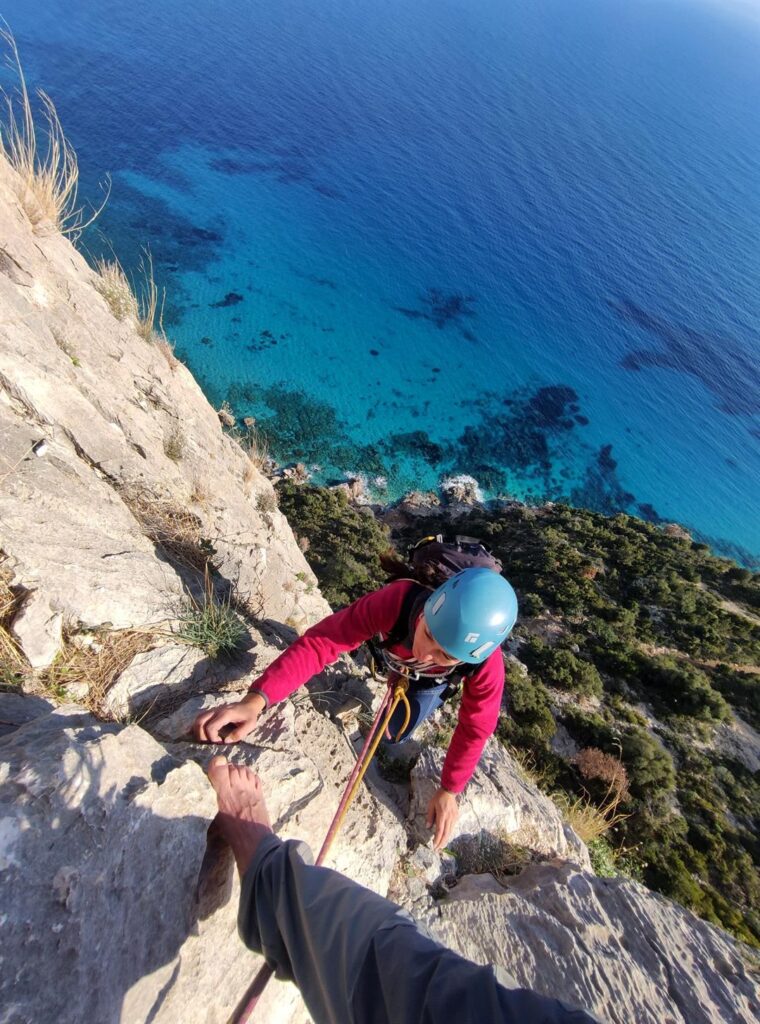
208,758,600,1024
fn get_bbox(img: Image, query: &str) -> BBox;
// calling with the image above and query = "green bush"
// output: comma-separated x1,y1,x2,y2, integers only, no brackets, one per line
618,726,676,800
521,638,603,697
276,482,390,606
709,663,760,730
501,661,556,745
635,656,730,722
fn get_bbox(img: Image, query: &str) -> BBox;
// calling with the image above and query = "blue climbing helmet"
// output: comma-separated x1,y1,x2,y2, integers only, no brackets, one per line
423,566,518,664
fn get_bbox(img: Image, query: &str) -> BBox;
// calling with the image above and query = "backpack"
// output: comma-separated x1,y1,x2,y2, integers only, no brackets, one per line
371,535,503,690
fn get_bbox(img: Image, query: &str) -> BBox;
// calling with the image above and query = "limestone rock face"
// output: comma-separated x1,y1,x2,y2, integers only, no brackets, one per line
409,741,590,869
0,155,328,669
0,700,404,1024
418,859,760,1024
0,707,230,1024
155,692,405,893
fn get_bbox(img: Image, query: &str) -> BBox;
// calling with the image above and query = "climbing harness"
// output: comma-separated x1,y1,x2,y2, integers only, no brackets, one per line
228,674,411,1024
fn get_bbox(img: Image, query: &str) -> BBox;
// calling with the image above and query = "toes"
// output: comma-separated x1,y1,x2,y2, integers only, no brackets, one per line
207,755,232,794
231,763,252,787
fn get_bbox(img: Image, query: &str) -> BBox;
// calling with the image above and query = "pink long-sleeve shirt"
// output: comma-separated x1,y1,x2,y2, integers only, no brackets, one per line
251,580,505,793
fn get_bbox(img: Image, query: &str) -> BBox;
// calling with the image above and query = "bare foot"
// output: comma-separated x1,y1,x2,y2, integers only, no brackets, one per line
207,755,273,876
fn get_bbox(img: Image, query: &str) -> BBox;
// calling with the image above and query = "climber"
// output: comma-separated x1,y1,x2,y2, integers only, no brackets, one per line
194,542,518,852
208,754,599,1024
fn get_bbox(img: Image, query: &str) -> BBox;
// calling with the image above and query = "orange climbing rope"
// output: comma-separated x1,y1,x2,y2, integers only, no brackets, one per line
229,676,411,1024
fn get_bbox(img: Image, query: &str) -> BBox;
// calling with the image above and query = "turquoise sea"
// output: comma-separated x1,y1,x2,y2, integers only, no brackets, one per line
2,0,759,563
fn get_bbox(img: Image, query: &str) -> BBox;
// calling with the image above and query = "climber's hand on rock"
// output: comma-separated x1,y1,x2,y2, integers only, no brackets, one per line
193,692,266,743
426,787,459,851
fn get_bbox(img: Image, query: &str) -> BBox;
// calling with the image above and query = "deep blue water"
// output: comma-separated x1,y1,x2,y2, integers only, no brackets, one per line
3,0,759,563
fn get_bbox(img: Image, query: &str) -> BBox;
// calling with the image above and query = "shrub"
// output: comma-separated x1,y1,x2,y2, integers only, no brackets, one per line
587,837,618,877
255,490,278,515
709,663,760,730
520,592,545,616
163,423,185,462
449,830,532,881
522,638,603,698
619,726,676,800
501,662,556,745
276,482,390,606
636,655,730,722
574,747,630,801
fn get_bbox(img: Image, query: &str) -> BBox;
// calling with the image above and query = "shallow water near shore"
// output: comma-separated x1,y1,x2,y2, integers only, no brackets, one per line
3,0,759,562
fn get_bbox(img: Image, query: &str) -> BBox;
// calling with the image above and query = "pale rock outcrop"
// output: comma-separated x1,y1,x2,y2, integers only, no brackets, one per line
0,696,404,1024
103,642,264,720
409,742,590,869
154,692,404,890
0,155,328,669
9,589,63,668
103,618,307,719
418,859,760,1024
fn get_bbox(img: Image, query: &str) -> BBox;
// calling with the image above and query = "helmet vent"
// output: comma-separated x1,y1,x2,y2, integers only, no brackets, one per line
429,593,447,616
471,641,494,659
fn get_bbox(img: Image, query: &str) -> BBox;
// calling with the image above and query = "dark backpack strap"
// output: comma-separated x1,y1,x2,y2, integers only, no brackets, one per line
379,582,431,650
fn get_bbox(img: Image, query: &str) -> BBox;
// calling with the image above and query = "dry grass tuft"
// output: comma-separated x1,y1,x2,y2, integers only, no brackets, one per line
557,785,629,845
121,487,212,574
190,476,211,507
0,26,109,237
243,424,270,470
155,336,179,370
94,257,139,321
0,556,26,685
507,740,629,846
163,422,185,462
135,249,164,342
95,250,178,368
41,628,155,714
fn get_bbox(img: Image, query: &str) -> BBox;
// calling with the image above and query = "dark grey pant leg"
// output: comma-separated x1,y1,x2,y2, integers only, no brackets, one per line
238,833,600,1024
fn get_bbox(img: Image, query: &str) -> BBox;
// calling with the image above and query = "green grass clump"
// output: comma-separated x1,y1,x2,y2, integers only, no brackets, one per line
176,586,248,660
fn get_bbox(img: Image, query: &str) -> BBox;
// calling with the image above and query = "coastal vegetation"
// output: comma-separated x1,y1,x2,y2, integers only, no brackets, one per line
277,483,760,946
